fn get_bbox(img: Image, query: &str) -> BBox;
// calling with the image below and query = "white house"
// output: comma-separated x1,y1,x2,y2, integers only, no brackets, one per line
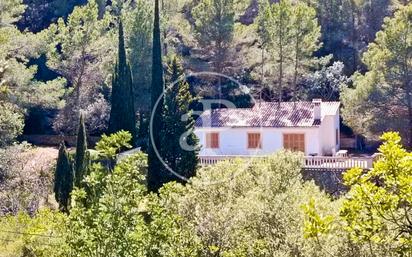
194,99,340,157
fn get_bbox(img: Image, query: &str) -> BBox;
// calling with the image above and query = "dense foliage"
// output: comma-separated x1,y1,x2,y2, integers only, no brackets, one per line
54,143,74,213
0,102,24,146
108,21,138,146
341,3,412,147
74,113,88,187
1,0,65,139
1,0,412,256
304,132,412,256
2,132,410,256
0,208,66,257
47,0,113,135
161,57,199,183
124,0,153,115
0,0,410,145
148,0,165,192
192,0,237,76
258,0,325,101
341,132,412,254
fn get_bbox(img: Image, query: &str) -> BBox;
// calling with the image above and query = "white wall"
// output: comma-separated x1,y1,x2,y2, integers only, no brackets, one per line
335,109,340,150
318,109,340,155
195,127,321,156
195,109,340,156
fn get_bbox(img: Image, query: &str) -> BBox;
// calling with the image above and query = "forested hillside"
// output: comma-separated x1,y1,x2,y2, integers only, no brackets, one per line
0,1,411,256
1,0,411,144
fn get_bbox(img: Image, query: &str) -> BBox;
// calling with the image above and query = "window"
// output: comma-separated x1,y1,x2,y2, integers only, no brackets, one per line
283,134,305,152
248,133,261,149
206,132,219,148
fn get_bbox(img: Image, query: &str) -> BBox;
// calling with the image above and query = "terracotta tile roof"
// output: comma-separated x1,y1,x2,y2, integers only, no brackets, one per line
195,101,340,128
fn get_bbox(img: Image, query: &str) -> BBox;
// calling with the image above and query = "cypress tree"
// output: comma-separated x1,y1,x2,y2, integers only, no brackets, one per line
148,0,165,192
162,57,199,182
74,113,87,187
108,21,138,146
54,142,74,213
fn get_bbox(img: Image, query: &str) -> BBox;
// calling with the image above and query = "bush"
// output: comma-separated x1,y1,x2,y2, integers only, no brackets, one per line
0,102,24,146
0,143,55,216
303,132,412,257
160,151,338,256
8,139,403,257
0,208,66,257
54,150,350,257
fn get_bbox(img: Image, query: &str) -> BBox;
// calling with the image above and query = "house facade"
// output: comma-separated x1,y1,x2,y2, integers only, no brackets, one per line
194,99,340,157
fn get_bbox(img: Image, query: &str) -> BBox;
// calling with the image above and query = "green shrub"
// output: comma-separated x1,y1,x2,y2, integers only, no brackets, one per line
160,151,338,256
303,132,412,257
0,102,24,146
0,208,67,257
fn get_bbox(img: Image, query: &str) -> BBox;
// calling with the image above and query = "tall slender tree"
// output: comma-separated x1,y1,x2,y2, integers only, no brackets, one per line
127,0,153,114
54,142,74,213
74,113,87,187
108,21,138,146
148,0,165,192
127,0,153,148
162,57,199,183
258,0,294,102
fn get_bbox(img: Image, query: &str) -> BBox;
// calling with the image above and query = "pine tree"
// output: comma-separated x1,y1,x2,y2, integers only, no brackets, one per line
192,0,236,74
54,142,74,213
108,21,138,146
341,3,412,147
257,0,322,101
162,57,199,182
147,0,165,192
74,113,87,187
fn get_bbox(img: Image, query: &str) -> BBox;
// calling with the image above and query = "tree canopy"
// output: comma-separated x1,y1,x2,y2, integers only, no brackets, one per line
0,1,412,256
341,3,412,147
304,132,412,256
257,0,324,101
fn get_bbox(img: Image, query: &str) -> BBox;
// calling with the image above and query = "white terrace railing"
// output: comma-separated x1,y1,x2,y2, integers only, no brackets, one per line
199,154,381,170
303,156,375,169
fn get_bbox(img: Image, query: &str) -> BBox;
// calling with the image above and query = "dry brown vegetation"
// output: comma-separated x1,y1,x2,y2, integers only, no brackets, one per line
0,145,59,215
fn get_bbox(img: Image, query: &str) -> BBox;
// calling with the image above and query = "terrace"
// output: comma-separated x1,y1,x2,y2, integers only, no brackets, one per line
199,153,382,170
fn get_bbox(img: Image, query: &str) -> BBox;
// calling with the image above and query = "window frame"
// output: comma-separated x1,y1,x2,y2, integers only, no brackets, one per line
205,132,220,149
247,132,262,149
283,133,305,153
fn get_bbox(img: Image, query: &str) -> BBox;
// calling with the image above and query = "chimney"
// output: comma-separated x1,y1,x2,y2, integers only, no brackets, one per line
313,99,322,121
